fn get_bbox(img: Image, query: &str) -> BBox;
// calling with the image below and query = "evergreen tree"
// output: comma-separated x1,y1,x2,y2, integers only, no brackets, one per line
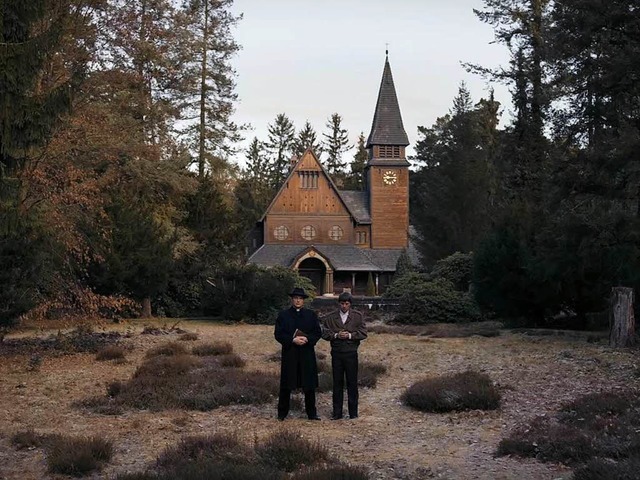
411,84,494,265
322,113,350,178
265,113,296,188
343,132,367,190
293,120,322,158
176,0,242,178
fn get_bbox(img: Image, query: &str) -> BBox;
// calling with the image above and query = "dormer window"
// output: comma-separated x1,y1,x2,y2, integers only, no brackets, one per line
299,171,319,189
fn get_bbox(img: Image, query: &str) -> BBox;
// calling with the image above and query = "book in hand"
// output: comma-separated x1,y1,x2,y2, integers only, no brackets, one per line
294,328,308,338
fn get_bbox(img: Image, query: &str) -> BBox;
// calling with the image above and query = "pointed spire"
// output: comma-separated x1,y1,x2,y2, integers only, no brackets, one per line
366,56,409,148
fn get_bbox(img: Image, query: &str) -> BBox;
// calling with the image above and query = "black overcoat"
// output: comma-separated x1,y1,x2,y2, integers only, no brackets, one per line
274,306,321,390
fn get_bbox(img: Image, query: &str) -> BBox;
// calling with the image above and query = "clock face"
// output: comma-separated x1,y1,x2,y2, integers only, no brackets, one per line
382,170,398,185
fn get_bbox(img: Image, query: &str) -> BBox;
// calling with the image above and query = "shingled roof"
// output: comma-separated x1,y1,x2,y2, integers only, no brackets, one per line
366,56,410,148
338,190,371,224
248,244,409,272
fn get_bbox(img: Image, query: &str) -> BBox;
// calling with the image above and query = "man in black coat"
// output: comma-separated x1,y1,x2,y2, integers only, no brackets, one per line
274,287,322,421
321,291,367,420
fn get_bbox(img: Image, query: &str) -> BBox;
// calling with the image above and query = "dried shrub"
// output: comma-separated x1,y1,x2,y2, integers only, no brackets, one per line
114,473,157,480
146,342,188,357
96,345,126,361
0,329,123,357
402,370,500,412
256,429,330,472
12,429,44,450
192,341,233,356
266,351,281,362
46,435,113,476
498,390,640,467
367,321,501,338
179,332,199,341
358,362,387,388
573,458,640,480
497,418,594,463
80,353,278,412
219,353,246,368
156,433,252,469
292,465,369,479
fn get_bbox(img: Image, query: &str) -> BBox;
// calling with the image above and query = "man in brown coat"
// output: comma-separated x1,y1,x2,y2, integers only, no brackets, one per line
321,291,367,419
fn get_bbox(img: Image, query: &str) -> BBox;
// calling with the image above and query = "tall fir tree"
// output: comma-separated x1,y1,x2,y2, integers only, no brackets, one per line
176,0,242,178
265,113,296,188
293,120,322,158
343,132,367,190
322,113,350,179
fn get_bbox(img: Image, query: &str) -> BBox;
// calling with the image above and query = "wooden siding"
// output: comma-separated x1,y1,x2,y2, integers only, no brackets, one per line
268,152,350,217
368,166,409,248
265,215,353,244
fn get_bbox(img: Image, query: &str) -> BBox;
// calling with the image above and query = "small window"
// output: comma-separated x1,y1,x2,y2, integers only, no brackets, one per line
356,231,367,244
379,145,401,158
298,171,319,189
274,225,289,240
329,225,343,241
301,225,316,240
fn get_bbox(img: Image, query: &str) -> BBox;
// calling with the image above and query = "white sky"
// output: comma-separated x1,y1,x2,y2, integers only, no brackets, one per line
229,0,512,166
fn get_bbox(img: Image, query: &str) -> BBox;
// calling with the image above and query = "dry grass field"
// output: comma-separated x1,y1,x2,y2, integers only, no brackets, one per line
0,319,638,479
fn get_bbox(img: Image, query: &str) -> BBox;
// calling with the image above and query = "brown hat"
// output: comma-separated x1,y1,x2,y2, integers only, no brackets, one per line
288,287,309,299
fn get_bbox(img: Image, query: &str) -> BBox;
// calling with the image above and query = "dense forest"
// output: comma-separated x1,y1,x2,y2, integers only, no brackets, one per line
1,0,638,328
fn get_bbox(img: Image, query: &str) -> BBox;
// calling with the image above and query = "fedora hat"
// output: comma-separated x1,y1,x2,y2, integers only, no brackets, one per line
288,287,309,299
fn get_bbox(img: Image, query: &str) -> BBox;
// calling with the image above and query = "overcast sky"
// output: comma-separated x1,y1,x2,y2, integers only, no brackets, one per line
228,0,511,166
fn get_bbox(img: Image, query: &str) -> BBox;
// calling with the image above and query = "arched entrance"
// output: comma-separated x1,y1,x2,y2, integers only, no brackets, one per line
297,257,326,295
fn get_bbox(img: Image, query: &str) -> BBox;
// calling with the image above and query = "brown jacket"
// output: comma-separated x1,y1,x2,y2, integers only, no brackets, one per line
321,309,367,353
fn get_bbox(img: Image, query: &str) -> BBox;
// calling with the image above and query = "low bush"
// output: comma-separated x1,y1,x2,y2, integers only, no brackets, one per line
179,332,199,341
497,418,593,463
156,433,252,470
146,342,188,357
219,353,246,368
46,435,113,476
573,458,640,480
96,345,126,361
11,429,44,450
292,465,369,479
256,429,330,472
428,252,473,291
358,362,387,388
80,353,278,412
402,370,500,412
385,273,481,324
498,390,640,468
192,341,233,356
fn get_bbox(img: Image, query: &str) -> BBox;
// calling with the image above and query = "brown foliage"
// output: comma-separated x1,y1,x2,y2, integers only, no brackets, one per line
256,428,330,472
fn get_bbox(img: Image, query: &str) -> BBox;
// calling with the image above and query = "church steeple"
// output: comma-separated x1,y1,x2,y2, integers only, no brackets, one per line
366,55,409,151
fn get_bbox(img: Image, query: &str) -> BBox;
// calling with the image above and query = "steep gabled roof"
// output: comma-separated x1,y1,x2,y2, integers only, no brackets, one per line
338,190,371,224
259,149,367,224
366,56,410,148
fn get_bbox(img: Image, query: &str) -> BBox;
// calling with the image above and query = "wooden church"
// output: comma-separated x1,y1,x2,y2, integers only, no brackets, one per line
248,55,413,296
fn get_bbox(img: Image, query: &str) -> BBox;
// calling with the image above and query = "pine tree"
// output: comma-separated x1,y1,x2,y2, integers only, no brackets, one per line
322,113,350,178
343,132,367,190
176,0,242,178
265,113,296,188
293,121,322,158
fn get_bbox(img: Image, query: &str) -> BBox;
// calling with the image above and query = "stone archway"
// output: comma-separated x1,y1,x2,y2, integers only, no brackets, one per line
293,250,333,295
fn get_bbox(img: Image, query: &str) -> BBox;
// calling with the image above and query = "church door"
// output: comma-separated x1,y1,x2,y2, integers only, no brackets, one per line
297,258,325,295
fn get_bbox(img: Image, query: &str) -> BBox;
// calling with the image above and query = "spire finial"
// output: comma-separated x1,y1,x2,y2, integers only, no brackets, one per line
385,43,389,57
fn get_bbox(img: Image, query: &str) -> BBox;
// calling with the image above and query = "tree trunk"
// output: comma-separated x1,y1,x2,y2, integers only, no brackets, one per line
142,297,152,318
609,287,635,347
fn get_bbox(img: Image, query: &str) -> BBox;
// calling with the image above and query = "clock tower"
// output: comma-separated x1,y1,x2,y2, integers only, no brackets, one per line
365,54,410,249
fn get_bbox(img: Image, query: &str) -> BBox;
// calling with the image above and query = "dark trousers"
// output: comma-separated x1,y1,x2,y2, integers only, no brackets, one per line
278,388,317,419
331,350,358,418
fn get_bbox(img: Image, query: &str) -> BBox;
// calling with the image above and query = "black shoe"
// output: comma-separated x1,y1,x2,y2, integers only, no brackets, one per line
308,415,321,421
277,416,286,421
331,415,343,420
348,415,358,419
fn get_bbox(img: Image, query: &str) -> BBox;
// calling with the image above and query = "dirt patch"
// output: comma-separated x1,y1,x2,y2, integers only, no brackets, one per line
0,320,638,479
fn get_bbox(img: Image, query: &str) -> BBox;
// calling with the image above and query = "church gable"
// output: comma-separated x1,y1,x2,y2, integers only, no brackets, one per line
267,150,351,216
